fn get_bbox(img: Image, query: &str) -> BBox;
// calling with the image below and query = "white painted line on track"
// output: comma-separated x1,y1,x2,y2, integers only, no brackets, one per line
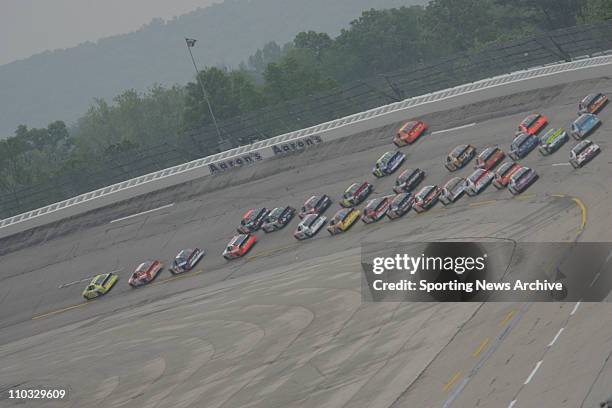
58,269,123,289
589,272,602,288
570,301,582,316
513,299,585,404
432,122,476,135
606,250,612,264
110,203,174,224
552,162,571,166
524,360,543,385
58,276,93,289
548,328,564,347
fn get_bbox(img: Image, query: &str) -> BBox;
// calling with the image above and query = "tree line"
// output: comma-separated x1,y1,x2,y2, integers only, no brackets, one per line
1,0,610,215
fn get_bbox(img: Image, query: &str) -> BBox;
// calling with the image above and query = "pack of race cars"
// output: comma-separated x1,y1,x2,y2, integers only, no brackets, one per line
83,93,607,300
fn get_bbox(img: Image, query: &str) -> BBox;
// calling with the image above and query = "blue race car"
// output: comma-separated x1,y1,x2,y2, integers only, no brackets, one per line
509,132,539,160
372,151,406,177
570,113,601,140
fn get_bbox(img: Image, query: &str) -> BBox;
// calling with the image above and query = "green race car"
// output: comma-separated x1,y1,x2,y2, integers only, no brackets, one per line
82,272,119,300
538,128,568,156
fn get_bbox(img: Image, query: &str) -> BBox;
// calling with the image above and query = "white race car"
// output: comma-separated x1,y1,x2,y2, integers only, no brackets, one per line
569,139,601,169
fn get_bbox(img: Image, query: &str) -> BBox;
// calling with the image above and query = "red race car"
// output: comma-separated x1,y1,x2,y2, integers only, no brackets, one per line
361,196,393,224
518,113,548,135
393,120,428,146
128,260,163,287
493,162,522,189
413,185,441,213
475,147,505,171
223,234,257,260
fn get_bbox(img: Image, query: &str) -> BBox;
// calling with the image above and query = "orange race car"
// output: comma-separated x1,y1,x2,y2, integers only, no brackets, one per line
493,162,522,189
578,93,608,114
393,120,428,146
518,113,548,135
223,234,257,260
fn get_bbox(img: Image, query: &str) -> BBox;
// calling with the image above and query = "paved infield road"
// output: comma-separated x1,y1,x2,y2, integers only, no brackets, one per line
0,75,611,408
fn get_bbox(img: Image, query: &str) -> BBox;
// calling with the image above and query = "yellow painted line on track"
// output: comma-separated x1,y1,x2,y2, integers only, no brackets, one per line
550,193,566,198
473,337,490,357
572,197,587,231
500,310,515,326
32,302,91,320
513,193,535,201
443,371,462,392
469,200,497,207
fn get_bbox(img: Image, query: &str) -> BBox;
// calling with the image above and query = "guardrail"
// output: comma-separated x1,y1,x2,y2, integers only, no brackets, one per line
1,54,611,235
3,21,612,221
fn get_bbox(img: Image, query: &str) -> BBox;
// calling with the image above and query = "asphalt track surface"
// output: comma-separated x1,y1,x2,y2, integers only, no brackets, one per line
1,75,612,408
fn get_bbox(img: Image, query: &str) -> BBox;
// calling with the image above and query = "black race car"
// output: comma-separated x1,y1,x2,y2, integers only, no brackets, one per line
170,248,205,274
387,193,415,219
237,208,269,234
393,168,425,194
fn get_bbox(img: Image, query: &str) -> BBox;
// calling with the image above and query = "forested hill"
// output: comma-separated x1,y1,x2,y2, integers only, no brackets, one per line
0,0,425,135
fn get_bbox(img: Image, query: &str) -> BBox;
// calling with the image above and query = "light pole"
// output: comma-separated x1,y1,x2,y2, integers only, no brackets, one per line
185,38,224,146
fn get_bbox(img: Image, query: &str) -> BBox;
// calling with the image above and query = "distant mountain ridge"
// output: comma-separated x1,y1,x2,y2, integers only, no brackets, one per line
0,0,425,136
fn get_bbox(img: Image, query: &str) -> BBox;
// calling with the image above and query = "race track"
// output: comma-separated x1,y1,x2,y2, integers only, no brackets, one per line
1,74,612,408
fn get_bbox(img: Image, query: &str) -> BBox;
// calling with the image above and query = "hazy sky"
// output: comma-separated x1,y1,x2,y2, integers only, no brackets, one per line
0,0,219,66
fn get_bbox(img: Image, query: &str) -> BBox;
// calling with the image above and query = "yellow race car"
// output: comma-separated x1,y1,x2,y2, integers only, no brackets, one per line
327,208,361,235
82,272,119,300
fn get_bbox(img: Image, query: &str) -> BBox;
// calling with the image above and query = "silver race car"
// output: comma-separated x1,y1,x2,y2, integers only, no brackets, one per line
262,206,296,232
439,177,467,205
294,213,327,240
465,169,494,196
